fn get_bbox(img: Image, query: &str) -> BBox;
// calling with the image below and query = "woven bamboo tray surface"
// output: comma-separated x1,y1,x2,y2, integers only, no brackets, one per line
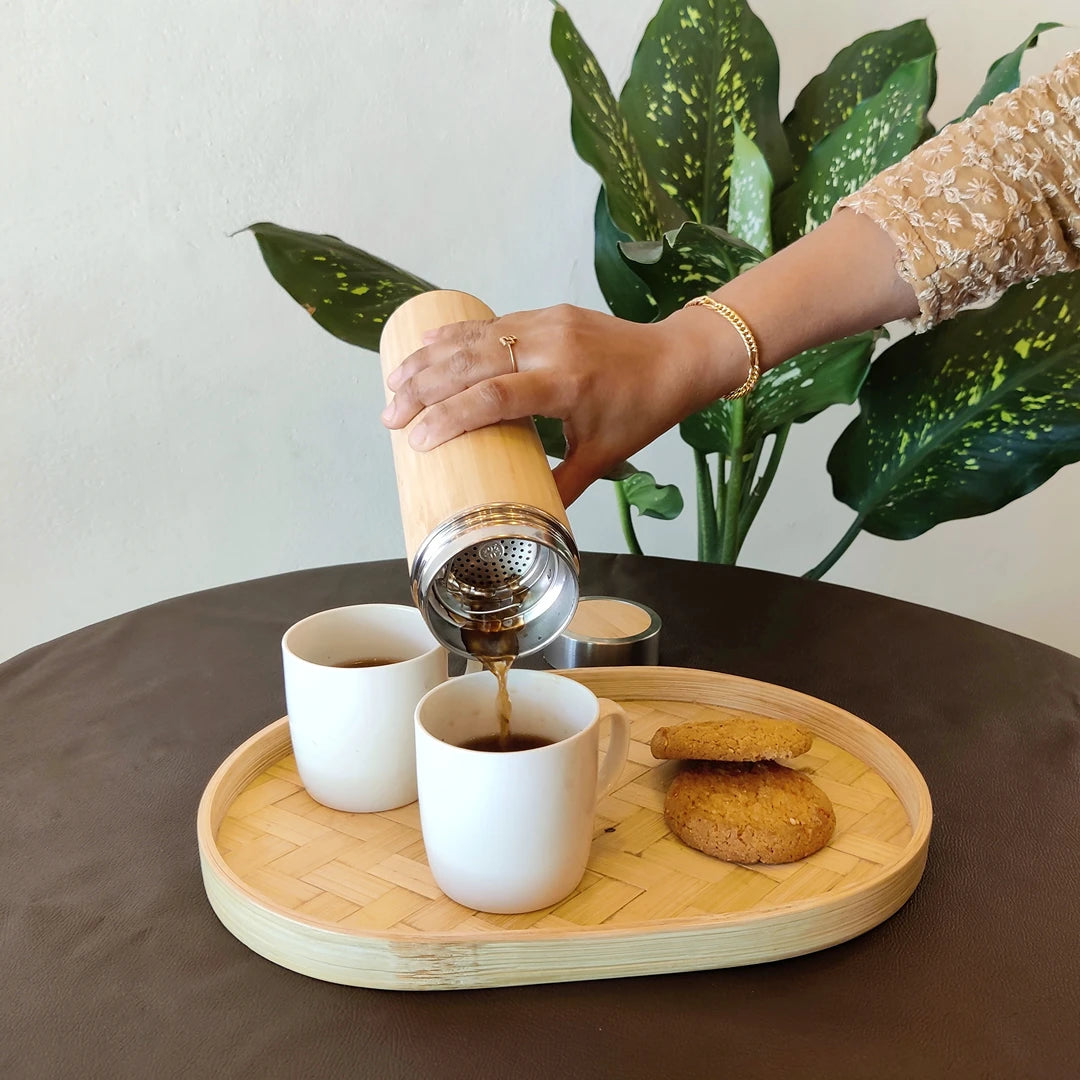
198,667,931,989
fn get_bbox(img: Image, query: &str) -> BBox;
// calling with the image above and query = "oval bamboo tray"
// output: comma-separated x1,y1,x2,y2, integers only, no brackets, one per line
197,667,932,990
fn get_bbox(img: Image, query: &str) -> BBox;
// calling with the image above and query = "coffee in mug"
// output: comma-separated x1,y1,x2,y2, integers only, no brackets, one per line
331,658,409,668
458,732,554,753
282,604,447,813
415,669,630,913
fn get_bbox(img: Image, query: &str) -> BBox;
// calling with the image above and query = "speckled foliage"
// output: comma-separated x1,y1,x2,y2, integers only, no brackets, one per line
248,223,433,350
552,2,1073,566
830,272,1080,539
247,2,1073,572
616,0,791,225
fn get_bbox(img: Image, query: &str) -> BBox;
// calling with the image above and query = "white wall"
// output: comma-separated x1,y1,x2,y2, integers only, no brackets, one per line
3,0,1079,661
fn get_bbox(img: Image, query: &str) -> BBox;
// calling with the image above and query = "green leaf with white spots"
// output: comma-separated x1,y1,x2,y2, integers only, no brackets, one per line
550,4,682,239
680,332,878,454
594,189,659,323
959,23,1062,120
727,119,773,255
745,332,880,444
679,400,737,454
828,271,1080,540
618,221,764,319
246,222,435,351
620,470,684,519
783,20,937,173
772,53,934,248
618,0,791,228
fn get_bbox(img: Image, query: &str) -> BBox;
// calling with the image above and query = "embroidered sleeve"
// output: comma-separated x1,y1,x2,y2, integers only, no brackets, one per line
835,50,1080,331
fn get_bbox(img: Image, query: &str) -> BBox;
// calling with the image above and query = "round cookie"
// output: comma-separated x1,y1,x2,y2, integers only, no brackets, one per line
664,761,835,864
650,715,813,762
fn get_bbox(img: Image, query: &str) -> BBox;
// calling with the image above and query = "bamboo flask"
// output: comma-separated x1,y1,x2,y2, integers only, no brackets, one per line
380,290,579,658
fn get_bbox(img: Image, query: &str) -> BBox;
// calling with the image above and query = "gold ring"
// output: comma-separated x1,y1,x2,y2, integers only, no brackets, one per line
498,334,518,374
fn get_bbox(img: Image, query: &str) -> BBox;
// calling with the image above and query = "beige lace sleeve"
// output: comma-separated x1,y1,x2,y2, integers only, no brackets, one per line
835,50,1080,331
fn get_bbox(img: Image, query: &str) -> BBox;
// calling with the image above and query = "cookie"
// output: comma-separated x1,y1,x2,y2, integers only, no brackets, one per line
650,715,813,762
663,761,835,864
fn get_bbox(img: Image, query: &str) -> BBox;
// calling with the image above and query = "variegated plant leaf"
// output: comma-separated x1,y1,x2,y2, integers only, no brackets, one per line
783,20,937,172
594,189,659,324
618,221,764,319
745,332,880,444
680,332,878,453
828,270,1080,540
618,0,790,228
620,470,684,519
727,119,773,255
550,4,681,240
959,22,1062,120
247,222,434,351
772,54,934,248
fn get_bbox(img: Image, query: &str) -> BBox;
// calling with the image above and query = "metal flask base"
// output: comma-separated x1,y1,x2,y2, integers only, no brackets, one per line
543,597,662,668
410,504,580,659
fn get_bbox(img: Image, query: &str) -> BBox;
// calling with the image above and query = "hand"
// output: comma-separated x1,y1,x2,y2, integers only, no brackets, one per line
381,303,743,505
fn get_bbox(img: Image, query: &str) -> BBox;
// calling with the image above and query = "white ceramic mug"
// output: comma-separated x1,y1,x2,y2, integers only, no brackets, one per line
414,669,632,914
282,604,447,813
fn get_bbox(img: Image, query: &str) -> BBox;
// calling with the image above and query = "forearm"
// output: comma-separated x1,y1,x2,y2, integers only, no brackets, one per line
667,48,1080,397
664,209,918,397
714,209,918,368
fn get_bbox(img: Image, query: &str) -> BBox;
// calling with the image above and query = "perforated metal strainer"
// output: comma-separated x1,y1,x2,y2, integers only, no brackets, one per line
447,539,536,593
410,505,578,659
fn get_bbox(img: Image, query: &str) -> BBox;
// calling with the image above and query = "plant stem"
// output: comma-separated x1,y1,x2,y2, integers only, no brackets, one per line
739,424,790,546
714,451,727,543
693,449,717,561
717,451,725,548
614,480,644,556
743,438,764,497
805,514,866,580
720,399,746,564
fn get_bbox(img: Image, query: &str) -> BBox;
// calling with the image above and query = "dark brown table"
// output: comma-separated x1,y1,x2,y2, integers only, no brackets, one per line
3,554,1079,1079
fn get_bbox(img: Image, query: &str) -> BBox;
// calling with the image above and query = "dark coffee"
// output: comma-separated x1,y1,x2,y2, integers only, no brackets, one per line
460,733,554,753
331,657,406,668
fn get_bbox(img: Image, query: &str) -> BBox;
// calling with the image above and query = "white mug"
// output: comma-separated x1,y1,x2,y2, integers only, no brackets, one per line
414,669,631,914
282,604,447,813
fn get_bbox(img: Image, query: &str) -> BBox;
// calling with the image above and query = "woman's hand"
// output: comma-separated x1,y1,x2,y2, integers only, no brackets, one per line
381,303,744,505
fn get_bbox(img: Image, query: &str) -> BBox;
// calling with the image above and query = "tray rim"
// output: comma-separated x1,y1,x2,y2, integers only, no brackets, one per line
198,666,932,950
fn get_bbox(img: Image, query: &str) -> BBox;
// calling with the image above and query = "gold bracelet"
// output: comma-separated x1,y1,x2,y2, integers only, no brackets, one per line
683,296,761,400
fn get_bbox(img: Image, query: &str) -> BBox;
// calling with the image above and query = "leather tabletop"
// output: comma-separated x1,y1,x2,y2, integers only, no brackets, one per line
2,554,1078,1079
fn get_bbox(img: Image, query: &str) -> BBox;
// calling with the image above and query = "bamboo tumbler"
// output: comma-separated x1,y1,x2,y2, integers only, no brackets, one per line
380,290,579,659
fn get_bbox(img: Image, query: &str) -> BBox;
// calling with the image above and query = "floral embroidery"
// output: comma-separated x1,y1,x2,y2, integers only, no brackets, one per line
836,50,1080,331
964,177,997,204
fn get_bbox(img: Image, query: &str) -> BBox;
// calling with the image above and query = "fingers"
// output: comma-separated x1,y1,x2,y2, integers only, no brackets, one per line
407,371,562,451
383,345,493,428
386,319,490,392
384,319,523,429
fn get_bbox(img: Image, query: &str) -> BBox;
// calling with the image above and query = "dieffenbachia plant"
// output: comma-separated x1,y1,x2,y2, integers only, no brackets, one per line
247,2,1074,575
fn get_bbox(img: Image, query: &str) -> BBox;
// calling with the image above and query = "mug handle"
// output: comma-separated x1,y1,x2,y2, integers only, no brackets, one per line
594,699,632,805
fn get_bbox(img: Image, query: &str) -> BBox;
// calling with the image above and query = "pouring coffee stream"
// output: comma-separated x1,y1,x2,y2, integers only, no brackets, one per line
460,628,517,748
379,290,581,745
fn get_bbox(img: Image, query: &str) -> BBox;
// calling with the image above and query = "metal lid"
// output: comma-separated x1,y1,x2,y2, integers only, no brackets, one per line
543,596,661,668
410,503,579,660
